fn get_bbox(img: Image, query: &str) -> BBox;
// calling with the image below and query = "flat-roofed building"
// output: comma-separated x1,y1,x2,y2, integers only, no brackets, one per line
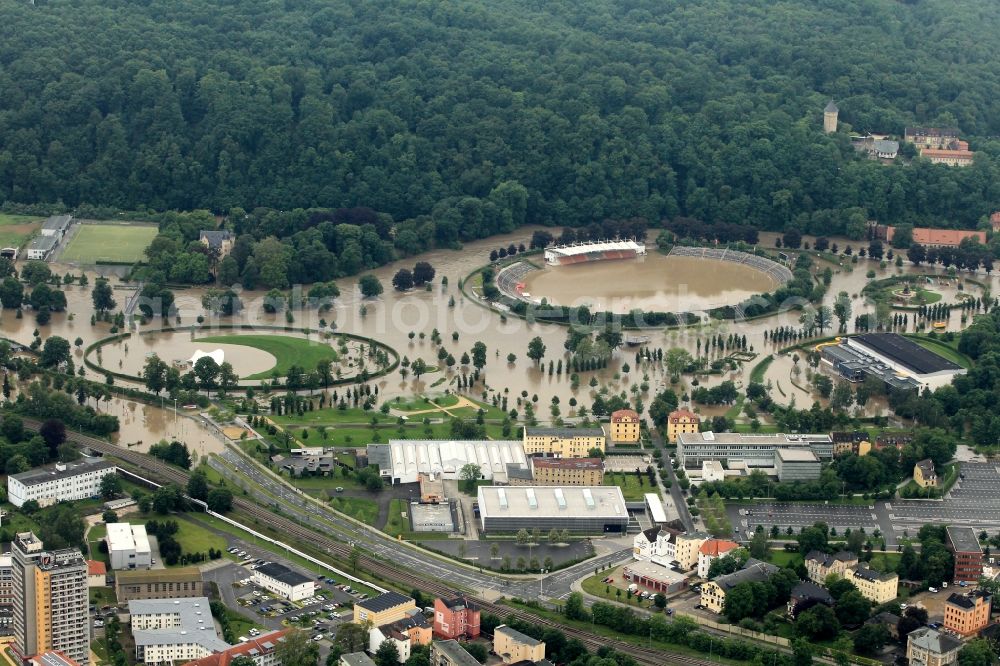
418,473,445,503
476,486,627,535
666,409,700,443
8,459,115,508
676,432,832,469
0,554,13,607
341,653,377,666
368,440,527,485
701,460,725,482
251,562,315,602
644,493,667,525
106,523,152,570
943,591,991,636
845,334,966,390
115,567,204,602
609,409,640,444
622,560,689,595
845,565,898,604
522,427,605,457
129,597,229,664
947,526,983,582
26,652,81,666
430,640,481,666
775,449,821,482
353,592,416,627
493,625,545,664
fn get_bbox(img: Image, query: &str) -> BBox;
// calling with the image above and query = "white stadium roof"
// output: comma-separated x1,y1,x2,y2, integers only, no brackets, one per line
544,239,645,258
188,349,224,365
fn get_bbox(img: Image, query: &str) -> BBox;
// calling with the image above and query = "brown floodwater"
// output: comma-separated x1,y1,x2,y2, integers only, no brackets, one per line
1,227,994,452
521,253,780,313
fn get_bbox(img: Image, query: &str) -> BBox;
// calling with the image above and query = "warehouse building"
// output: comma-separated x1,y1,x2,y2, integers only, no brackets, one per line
367,440,527,485
774,449,822,482
106,523,152,570
476,486,628,535
676,432,832,469
8,459,116,507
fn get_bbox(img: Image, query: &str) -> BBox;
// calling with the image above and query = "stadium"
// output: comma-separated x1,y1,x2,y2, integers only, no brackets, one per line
543,239,647,265
495,245,793,315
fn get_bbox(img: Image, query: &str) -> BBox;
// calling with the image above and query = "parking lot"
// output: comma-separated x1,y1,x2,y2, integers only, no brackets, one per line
887,463,1000,537
605,455,653,473
728,502,880,540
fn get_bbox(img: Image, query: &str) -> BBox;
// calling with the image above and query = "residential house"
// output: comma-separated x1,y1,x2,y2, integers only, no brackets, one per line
368,611,431,663
700,559,780,614
787,581,835,619
943,591,991,636
493,625,546,664
906,627,962,666
844,565,899,604
609,409,641,444
433,596,480,640
199,230,234,257
633,526,661,561
865,612,901,640
904,127,960,150
180,629,290,666
430,640,481,666
666,410,699,443
697,540,740,579
914,459,938,488
804,551,858,585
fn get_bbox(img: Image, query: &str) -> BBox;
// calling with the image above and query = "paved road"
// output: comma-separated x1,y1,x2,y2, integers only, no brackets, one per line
212,448,633,601
650,429,695,531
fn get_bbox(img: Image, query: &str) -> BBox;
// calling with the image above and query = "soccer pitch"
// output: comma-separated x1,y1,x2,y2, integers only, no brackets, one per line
59,223,159,263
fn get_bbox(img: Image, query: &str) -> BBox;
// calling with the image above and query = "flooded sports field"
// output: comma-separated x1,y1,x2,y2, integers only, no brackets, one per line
521,253,780,313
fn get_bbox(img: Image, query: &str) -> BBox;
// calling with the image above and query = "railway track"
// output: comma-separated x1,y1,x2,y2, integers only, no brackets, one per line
27,419,722,666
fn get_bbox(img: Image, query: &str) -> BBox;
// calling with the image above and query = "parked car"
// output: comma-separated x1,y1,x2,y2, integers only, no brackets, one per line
929,587,938,593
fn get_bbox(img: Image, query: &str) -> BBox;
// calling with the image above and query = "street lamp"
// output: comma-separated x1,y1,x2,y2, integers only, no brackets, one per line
540,569,548,597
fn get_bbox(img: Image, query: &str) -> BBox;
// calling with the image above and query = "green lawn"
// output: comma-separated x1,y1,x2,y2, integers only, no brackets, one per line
195,334,338,379
602,471,652,501
272,406,395,425
905,335,972,369
392,395,460,411
0,213,42,248
172,516,229,560
384,499,411,537
329,496,379,524
90,586,117,607
60,223,158,263
749,355,774,383
88,523,110,568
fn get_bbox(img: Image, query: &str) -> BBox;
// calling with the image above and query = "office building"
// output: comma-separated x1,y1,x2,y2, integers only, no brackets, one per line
129,597,229,664
506,457,603,486
609,409,640,444
353,592,417,627
666,409,700,443
700,559,780,614
914,459,938,488
493,625,545,664
844,565,899,604
11,532,90,666
907,627,962,666
8,460,116,508
433,596,480,640
181,629,290,666
367,440,527,485
251,562,315,602
947,526,984,583
430,640,480,666
115,567,205,602
805,551,858,585
106,523,152,570
476,486,628,535
943,591,991,636
522,427,605,457
676,432,832,469
774,449,821,482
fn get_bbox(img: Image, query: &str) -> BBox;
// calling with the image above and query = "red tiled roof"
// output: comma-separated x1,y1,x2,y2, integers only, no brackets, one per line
87,560,107,576
610,409,639,422
920,147,975,161
668,409,699,423
181,629,290,666
699,539,740,556
911,228,986,246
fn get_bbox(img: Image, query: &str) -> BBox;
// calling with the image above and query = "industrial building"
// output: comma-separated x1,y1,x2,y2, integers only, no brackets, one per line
622,560,689,595
841,333,965,390
676,431,832,469
522,427,606,457
11,532,90,666
106,523,152,570
476,486,628,535
7,459,116,508
129,597,229,664
774,449,822,482
251,562,315,601
367,440,527,485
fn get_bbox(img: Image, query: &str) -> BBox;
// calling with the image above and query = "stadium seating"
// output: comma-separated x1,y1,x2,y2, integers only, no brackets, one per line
668,246,793,284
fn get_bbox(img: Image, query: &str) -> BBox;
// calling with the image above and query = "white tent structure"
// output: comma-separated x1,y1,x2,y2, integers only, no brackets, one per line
188,349,224,366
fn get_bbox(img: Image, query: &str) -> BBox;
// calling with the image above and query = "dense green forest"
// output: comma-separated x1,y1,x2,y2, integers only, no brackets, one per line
2,0,1000,269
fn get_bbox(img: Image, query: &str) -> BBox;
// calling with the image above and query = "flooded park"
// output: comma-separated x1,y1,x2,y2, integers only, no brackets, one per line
3,227,994,454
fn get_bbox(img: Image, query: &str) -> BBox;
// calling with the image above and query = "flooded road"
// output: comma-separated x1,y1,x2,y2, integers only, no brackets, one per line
521,253,779,313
